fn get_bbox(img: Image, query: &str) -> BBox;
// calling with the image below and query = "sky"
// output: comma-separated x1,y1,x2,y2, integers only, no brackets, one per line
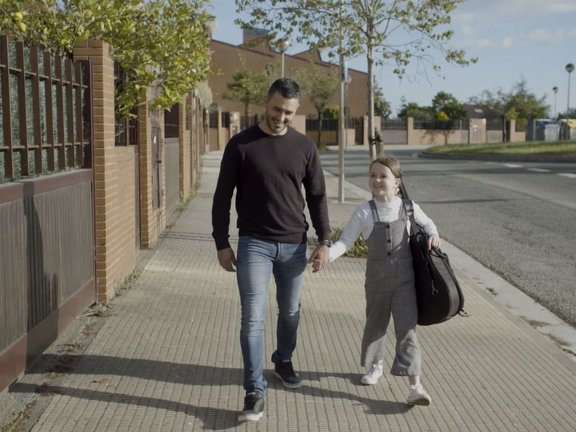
207,0,576,117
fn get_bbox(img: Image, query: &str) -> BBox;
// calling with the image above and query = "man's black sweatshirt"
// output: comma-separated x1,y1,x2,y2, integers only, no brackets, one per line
211,125,331,250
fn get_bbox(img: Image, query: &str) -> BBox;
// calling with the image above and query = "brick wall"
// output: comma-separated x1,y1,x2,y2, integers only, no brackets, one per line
72,41,208,301
180,97,191,200
73,40,137,302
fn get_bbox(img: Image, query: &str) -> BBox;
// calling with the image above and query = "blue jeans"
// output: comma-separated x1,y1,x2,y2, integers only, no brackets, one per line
236,235,307,396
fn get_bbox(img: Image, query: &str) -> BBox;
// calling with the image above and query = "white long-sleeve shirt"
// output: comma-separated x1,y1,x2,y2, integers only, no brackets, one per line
329,196,439,262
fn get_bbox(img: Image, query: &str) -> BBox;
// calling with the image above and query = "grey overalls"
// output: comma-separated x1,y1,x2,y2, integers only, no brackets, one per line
361,200,422,377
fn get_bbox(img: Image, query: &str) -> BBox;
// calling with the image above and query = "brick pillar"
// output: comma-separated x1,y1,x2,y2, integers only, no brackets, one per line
179,96,191,200
407,117,414,145
138,88,166,250
73,40,137,303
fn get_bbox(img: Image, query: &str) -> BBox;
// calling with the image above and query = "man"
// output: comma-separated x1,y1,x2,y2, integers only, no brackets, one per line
211,78,331,423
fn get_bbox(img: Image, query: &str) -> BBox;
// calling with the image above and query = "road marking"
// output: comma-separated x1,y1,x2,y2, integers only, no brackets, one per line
527,168,550,173
503,163,523,168
558,173,576,178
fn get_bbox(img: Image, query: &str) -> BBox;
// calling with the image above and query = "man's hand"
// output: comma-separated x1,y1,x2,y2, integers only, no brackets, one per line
308,245,330,273
217,247,237,272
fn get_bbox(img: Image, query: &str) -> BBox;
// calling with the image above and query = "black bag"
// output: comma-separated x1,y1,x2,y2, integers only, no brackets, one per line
403,198,466,326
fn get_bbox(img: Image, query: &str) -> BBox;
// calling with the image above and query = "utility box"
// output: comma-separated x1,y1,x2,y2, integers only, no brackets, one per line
527,119,559,141
544,123,560,141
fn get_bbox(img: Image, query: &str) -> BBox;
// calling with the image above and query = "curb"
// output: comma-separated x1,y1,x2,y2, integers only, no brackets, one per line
420,151,576,163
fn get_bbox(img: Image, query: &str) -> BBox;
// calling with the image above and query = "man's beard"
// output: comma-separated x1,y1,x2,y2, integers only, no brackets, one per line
266,115,288,134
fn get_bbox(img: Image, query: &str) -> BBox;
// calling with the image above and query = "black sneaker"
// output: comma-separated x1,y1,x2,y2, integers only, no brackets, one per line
274,360,302,389
238,392,264,423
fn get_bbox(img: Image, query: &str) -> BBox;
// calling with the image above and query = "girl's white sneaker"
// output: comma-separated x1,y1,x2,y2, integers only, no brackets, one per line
406,384,432,406
360,363,383,385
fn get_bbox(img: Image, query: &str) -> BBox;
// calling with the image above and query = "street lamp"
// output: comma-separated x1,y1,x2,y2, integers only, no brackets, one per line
270,37,291,78
565,63,574,114
552,86,558,118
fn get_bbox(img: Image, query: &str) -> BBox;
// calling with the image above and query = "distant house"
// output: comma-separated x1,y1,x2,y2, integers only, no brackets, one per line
208,30,370,123
463,104,495,119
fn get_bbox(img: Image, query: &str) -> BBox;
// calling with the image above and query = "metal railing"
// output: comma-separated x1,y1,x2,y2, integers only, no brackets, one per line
0,35,91,183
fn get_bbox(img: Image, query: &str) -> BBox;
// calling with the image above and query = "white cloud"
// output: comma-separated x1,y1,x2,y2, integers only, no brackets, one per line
460,0,576,17
451,0,576,50
500,37,515,49
454,27,576,51
451,36,509,50
476,38,493,48
527,27,576,44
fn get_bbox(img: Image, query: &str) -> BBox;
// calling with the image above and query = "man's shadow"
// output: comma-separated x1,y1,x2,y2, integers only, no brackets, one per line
12,353,410,429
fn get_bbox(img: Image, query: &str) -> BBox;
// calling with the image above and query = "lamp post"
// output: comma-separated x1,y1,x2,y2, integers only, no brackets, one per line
338,55,346,203
337,2,345,203
271,37,291,78
552,86,558,119
565,63,574,114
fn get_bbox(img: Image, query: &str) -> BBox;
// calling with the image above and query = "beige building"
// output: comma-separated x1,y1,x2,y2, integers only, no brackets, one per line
208,30,370,123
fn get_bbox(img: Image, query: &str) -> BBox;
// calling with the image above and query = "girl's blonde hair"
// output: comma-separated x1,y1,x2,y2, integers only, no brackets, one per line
369,157,403,197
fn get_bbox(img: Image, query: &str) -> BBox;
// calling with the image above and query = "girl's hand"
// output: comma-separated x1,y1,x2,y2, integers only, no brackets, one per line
308,245,330,273
428,234,441,251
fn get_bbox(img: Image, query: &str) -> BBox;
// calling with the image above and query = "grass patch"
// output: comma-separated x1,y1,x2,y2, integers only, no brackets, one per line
427,140,576,156
331,228,367,258
1,404,33,432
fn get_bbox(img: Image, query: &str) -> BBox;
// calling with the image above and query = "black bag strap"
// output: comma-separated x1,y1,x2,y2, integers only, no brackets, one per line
399,182,411,201
368,200,380,223
402,199,417,237
400,182,417,236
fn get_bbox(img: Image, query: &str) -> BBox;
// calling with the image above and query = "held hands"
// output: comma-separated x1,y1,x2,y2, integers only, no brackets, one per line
308,244,330,273
428,234,441,251
217,247,237,272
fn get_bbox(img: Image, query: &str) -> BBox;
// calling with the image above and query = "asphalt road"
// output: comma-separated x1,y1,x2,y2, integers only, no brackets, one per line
320,146,576,328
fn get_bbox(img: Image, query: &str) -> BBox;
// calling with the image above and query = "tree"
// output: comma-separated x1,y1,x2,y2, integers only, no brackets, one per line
467,90,504,118
293,66,339,146
558,108,576,120
1,0,213,117
223,66,270,128
432,93,461,144
468,79,549,122
397,101,434,121
235,0,476,159
431,91,466,123
374,82,391,119
504,80,548,120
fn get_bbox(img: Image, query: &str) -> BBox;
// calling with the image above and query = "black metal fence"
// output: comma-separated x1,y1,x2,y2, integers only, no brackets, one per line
114,63,138,146
381,119,406,130
305,117,358,130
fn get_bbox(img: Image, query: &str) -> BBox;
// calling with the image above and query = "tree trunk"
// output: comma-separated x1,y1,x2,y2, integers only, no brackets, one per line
367,28,381,159
316,110,323,147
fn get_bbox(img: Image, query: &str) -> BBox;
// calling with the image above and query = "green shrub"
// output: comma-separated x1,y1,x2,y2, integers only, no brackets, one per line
331,228,368,258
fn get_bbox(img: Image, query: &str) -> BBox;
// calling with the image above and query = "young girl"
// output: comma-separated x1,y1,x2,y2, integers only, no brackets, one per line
321,157,440,406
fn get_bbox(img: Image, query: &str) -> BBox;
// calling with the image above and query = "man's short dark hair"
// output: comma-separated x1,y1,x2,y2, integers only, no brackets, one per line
267,78,300,99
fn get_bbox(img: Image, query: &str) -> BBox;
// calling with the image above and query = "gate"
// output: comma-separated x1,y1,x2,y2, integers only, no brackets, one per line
0,35,95,392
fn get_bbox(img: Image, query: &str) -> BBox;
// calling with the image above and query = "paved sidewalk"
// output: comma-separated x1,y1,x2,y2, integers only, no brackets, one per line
3,150,576,431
